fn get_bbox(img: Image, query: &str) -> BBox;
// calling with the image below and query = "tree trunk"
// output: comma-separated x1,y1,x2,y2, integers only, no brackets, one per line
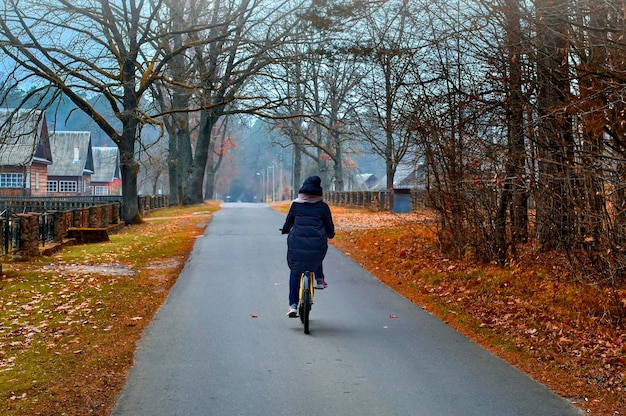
293,142,303,197
575,4,608,249
167,126,179,205
333,138,344,191
176,119,193,203
535,0,575,249
119,133,140,224
386,146,395,189
506,0,528,246
204,170,216,201
118,53,142,224
183,110,217,204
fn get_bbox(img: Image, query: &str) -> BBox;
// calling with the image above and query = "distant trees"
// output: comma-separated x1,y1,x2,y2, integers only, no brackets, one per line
268,0,367,192
356,0,423,189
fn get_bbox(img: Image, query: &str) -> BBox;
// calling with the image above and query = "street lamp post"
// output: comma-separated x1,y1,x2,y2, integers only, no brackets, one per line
256,171,266,203
268,163,275,202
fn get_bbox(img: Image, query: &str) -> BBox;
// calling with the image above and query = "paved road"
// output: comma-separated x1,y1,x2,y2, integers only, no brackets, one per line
112,203,583,416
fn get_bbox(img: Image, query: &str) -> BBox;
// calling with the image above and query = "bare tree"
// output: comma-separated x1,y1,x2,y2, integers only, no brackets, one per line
355,0,423,189
532,0,576,249
179,0,308,204
294,50,364,190
204,117,236,199
153,0,195,205
266,0,370,192
0,0,216,222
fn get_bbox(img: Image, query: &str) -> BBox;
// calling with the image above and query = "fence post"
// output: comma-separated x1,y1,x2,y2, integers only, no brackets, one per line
88,206,101,228
52,212,63,242
0,218,4,256
14,213,40,260
102,204,111,228
111,202,120,224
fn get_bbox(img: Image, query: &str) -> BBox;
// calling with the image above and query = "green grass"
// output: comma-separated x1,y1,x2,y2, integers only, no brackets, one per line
0,201,220,415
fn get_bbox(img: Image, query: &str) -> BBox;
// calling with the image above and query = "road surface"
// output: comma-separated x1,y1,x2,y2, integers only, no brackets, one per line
112,203,583,416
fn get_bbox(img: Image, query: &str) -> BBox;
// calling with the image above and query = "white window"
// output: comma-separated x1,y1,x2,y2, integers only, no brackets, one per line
47,181,58,192
94,186,109,196
59,180,77,192
0,173,24,188
35,172,40,190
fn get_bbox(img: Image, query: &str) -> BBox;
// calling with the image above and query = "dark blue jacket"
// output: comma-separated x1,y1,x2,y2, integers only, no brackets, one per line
281,200,335,273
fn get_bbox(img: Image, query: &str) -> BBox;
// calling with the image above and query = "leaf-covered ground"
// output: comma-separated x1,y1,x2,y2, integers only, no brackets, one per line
0,203,218,416
0,203,623,415
330,207,625,416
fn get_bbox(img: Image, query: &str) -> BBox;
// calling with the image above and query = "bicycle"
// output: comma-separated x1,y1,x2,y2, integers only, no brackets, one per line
297,270,315,334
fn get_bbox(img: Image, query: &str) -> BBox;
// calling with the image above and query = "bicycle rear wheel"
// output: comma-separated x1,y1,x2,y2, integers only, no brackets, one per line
299,273,305,324
302,286,311,334
302,271,313,334
302,289,311,334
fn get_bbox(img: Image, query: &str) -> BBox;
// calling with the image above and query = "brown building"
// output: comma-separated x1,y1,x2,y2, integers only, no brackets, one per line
91,146,121,196
0,109,53,197
47,131,94,196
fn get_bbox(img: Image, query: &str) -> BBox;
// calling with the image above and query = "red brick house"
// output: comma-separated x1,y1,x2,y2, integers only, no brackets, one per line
91,146,121,196
0,109,53,197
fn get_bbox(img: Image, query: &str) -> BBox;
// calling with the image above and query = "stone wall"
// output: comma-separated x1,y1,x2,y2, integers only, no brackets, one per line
10,203,122,260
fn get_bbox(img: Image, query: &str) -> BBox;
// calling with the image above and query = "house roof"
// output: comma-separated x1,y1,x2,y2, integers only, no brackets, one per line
354,173,378,190
0,108,52,166
91,146,120,183
48,131,94,176
373,162,425,190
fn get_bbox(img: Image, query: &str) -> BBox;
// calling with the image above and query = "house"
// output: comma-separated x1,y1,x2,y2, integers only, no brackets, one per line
47,131,94,196
0,109,53,197
91,146,121,196
354,173,378,190
375,161,426,190
394,163,426,189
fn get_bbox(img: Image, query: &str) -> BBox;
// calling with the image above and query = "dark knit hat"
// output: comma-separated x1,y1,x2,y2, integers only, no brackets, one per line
298,176,323,196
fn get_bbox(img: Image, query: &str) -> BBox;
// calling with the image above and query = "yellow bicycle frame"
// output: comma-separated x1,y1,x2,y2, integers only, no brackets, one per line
298,271,315,308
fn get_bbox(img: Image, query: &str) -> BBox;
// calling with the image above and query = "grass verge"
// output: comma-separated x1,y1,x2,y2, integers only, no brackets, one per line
329,206,625,416
0,202,219,416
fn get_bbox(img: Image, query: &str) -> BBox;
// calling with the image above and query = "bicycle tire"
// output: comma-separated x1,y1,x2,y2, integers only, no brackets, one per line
303,286,311,334
299,273,305,324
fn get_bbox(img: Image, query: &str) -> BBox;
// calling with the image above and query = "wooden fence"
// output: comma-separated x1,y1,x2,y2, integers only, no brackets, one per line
0,194,169,215
324,189,428,212
0,195,170,260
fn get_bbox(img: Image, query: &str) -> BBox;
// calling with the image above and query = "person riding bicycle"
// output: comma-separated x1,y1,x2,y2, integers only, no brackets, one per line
280,176,335,317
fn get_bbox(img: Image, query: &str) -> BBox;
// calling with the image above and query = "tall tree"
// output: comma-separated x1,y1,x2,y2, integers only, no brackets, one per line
356,0,422,189
0,0,214,222
269,0,368,192
570,0,609,250
533,0,575,249
472,0,532,262
153,0,195,206
180,0,307,204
